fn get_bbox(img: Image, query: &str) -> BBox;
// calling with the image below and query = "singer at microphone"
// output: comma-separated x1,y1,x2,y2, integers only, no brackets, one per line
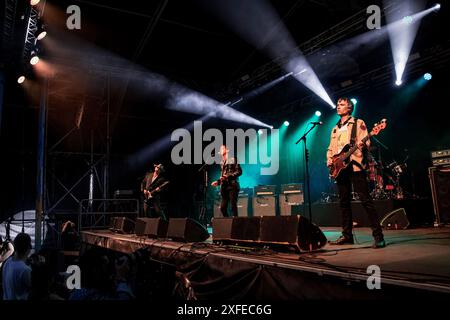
310,121,323,125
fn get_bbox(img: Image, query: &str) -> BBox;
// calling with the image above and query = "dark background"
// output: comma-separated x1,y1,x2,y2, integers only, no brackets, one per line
0,0,449,222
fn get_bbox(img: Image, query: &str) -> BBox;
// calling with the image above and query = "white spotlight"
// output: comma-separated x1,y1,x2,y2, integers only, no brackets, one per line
395,79,403,86
30,0,40,6
17,76,26,84
434,3,441,11
30,51,40,65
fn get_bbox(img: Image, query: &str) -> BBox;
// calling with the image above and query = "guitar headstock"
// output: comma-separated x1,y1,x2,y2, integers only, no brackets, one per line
370,119,387,136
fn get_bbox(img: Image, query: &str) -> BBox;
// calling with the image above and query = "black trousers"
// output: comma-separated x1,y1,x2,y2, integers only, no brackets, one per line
336,167,384,241
220,182,239,217
143,196,166,220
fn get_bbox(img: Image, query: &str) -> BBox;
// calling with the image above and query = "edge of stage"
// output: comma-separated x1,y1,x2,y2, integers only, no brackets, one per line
80,226,450,300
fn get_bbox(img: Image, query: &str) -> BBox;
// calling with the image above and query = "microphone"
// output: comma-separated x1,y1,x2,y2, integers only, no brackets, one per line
310,121,323,125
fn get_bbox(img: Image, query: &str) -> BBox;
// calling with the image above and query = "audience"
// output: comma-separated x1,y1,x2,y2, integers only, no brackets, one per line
2,233,32,300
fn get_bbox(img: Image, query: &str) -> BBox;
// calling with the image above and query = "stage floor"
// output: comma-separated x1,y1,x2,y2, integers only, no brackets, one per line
81,226,450,297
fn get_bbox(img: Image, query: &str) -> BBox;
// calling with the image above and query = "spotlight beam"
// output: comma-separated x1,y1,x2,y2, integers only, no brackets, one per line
203,0,334,108
384,1,439,84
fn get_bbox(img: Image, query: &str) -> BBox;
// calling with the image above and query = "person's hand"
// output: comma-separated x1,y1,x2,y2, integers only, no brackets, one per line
357,142,366,150
211,181,219,187
155,187,160,192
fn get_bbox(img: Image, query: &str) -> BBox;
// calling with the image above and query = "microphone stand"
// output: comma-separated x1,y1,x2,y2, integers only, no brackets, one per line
197,154,214,227
295,123,320,222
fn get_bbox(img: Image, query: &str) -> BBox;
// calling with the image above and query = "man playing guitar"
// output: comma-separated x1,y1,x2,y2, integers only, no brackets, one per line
141,163,168,220
211,145,242,217
327,97,385,248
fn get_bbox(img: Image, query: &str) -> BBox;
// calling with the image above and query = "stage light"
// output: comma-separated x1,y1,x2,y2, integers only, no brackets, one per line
395,79,403,86
315,111,322,117
35,22,47,41
283,121,290,127
30,51,40,65
424,73,432,81
434,3,441,11
30,0,40,6
350,98,358,106
258,129,263,135
17,76,26,84
402,16,414,24
386,2,441,92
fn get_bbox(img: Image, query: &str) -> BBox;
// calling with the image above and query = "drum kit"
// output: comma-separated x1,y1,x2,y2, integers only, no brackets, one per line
367,158,407,200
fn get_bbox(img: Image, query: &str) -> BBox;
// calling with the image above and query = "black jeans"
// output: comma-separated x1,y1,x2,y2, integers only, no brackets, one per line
143,196,166,220
336,167,384,241
220,182,239,217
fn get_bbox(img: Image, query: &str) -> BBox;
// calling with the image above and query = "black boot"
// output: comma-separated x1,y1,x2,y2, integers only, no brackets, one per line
329,235,354,245
372,237,386,249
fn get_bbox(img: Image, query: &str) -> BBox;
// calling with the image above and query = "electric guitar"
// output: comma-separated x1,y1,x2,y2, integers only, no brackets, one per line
144,181,169,201
329,119,387,179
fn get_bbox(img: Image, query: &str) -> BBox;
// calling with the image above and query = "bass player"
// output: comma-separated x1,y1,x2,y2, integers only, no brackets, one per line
326,97,385,248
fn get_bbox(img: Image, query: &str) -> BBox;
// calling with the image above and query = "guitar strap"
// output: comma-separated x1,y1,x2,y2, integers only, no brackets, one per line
350,117,358,146
350,118,369,169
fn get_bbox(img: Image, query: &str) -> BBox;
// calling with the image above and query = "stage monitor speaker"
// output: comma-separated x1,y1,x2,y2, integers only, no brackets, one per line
279,193,303,216
260,215,327,251
212,216,327,251
212,217,261,242
167,218,209,242
135,217,168,238
380,208,409,230
211,217,234,240
253,195,276,216
110,217,135,234
429,166,450,224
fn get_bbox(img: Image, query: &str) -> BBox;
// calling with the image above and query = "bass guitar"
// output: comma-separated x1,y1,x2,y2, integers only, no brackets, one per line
329,119,387,179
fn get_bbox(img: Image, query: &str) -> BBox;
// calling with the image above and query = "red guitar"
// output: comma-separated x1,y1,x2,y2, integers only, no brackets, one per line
329,119,387,179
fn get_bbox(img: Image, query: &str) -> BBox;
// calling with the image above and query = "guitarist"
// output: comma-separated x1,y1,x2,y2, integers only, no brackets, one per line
326,97,385,248
141,163,168,220
211,145,242,217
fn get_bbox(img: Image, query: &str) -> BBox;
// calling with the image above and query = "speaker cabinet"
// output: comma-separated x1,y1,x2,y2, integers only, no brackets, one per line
110,217,135,234
135,217,168,238
214,195,249,217
380,208,409,230
212,217,260,242
212,215,327,251
260,215,327,251
167,218,209,242
429,166,450,224
253,195,276,216
279,193,303,216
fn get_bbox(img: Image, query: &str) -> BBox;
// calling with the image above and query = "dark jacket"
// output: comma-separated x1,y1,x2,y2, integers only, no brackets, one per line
216,157,242,187
141,172,168,197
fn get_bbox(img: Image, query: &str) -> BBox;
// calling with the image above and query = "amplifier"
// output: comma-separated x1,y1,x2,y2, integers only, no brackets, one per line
253,195,276,216
281,183,303,194
214,194,249,217
432,158,450,166
254,185,276,195
114,190,134,199
279,193,303,216
429,166,450,224
431,149,450,158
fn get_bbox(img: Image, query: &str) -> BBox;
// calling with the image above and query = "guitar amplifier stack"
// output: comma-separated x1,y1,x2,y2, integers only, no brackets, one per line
431,149,450,167
253,185,277,216
213,183,304,217
279,183,304,216
214,189,251,217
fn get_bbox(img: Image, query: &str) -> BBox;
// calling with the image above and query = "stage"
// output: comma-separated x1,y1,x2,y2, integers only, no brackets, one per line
81,226,450,300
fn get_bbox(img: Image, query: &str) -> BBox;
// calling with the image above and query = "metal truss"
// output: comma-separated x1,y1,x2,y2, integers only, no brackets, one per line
224,2,400,96
261,40,450,120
